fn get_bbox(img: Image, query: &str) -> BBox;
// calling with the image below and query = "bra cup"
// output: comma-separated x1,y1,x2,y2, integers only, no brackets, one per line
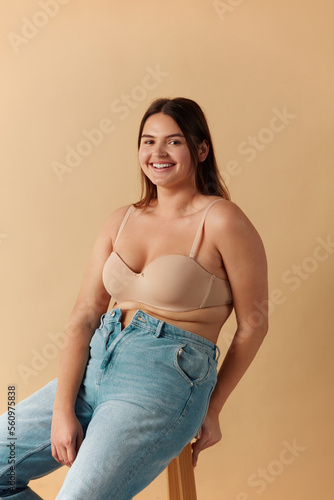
102,253,136,296
102,252,232,311
142,256,212,309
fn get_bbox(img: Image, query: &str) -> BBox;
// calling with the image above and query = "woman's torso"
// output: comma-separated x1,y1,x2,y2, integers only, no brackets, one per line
103,196,234,344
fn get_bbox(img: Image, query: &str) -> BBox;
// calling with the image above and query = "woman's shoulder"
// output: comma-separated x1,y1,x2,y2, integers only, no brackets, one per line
111,203,134,219
205,197,265,258
204,196,243,218
106,203,134,222
98,203,134,240
204,197,255,233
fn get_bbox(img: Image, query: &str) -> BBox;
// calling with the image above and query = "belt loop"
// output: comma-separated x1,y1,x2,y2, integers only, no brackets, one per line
215,345,221,363
105,323,115,350
154,320,164,338
99,313,106,329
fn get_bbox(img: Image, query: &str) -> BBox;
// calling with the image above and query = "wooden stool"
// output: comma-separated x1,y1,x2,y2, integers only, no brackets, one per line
167,443,197,500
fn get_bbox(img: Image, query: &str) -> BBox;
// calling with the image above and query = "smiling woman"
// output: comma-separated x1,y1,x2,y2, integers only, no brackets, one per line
0,97,268,500
135,98,230,206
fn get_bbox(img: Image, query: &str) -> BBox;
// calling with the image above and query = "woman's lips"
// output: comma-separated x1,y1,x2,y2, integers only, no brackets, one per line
150,162,176,170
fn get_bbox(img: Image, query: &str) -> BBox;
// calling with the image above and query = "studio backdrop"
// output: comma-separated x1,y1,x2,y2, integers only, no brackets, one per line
1,1,333,499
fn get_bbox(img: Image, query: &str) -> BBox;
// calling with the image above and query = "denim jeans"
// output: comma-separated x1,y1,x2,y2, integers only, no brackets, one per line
0,309,219,499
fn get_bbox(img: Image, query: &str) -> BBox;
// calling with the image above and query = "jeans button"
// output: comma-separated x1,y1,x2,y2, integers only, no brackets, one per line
110,310,116,317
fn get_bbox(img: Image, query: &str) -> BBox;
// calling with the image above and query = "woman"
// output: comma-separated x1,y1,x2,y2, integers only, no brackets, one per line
0,97,268,499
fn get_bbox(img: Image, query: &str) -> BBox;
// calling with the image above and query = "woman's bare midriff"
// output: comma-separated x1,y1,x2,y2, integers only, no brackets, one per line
109,300,234,345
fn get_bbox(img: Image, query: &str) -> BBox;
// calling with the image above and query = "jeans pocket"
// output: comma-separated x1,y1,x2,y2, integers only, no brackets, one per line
174,343,213,385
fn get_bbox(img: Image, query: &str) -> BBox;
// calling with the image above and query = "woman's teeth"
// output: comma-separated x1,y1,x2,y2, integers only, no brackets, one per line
152,163,174,169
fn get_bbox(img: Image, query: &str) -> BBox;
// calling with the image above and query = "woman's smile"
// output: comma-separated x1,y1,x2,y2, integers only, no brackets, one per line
150,162,176,171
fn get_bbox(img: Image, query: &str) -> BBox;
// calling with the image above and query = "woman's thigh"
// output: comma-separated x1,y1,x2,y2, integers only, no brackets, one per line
56,392,205,500
57,309,218,499
0,309,218,499
0,379,93,498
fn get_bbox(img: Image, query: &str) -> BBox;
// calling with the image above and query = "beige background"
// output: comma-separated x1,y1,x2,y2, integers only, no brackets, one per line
1,1,333,498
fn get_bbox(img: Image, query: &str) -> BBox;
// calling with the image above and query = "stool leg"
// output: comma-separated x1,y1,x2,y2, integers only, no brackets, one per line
167,443,197,500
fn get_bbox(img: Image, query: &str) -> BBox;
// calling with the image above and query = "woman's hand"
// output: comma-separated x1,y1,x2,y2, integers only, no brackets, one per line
191,407,222,467
51,408,84,467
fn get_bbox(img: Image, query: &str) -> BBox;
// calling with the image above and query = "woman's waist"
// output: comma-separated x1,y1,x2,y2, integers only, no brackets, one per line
110,300,233,344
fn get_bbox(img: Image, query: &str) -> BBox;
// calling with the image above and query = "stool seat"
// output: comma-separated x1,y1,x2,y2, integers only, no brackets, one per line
167,443,197,500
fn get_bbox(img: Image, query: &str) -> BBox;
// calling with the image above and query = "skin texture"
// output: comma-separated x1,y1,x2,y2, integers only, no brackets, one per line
51,112,268,470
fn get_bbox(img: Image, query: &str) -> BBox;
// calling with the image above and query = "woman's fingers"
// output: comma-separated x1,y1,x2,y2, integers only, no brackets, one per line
51,443,61,464
192,433,220,467
195,428,202,440
191,410,223,467
63,444,75,467
51,440,77,467
76,425,84,452
191,434,208,467
51,410,84,467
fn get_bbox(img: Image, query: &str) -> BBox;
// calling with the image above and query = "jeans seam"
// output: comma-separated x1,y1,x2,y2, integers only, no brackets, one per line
194,384,216,436
100,328,136,383
0,441,51,477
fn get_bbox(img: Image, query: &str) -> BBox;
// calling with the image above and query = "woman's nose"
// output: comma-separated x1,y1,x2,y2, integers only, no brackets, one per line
154,142,168,157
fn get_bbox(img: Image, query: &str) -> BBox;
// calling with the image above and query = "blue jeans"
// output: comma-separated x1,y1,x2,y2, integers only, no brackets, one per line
0,309,219,499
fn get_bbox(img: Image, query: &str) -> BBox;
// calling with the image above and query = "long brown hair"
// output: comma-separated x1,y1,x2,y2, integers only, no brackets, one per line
134,97,230,207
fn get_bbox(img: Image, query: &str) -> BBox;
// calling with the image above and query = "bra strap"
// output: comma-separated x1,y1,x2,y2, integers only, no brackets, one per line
113,205,135,248
189,199,224,258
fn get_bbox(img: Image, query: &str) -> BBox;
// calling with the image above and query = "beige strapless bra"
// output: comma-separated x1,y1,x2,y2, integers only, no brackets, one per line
102,198,233,312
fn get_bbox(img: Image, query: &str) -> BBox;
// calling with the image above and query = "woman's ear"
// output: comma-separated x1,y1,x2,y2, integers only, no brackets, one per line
198,140,210,162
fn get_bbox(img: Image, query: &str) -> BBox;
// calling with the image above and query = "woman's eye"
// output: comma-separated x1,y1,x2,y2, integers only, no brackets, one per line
141,139,181,146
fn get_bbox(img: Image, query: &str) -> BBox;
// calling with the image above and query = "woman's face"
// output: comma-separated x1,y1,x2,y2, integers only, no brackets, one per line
138,113,196,190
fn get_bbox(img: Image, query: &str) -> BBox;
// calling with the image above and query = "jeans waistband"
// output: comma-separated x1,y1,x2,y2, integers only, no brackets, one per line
103,308,220,362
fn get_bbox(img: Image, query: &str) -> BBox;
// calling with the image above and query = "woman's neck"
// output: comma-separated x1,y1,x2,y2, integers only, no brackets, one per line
151,188,204,218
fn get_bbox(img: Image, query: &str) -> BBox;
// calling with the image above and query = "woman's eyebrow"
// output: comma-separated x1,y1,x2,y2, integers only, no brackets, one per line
141,133,185,139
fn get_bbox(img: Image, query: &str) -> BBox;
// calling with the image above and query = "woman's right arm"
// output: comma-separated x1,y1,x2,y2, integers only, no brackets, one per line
51,206,129,467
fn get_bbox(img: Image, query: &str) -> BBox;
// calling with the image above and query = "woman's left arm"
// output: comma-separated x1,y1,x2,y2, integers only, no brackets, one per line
192,201,269,466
